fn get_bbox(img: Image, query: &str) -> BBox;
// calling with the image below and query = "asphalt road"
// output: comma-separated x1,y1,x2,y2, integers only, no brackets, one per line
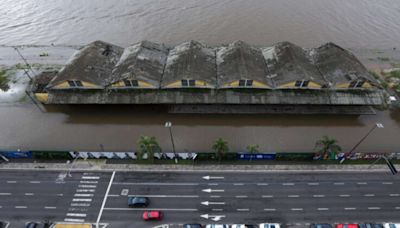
0,170,400,227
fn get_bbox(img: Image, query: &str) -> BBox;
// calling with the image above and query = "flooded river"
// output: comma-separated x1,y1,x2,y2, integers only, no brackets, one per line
0,1,400,153
1,0,400,49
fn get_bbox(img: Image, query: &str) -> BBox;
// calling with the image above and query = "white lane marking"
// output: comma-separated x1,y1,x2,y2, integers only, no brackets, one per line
390,194,400,197
108,195,120,197
368,207,381,210
82,176,100,180
212,209,223,211
71,203,91,207
78,185,97,188
357,182,367,185
80,180,98,184
235,195,248,198
96,171,115,227
0,193,12,195
57,194,64,196
0,206,2,208
308,183,320,186
262,195,274,198
395,207,400,210
334,182,345,185
210,195,221,198
313,195,325,198
288,195,300,198
64,218,85,223
6,181,16,183
74,194,94,197
382,182,393,185
208,183,218,186
257,183,269,186
291,208,303,211
344,207,356,210
15,206,27,208
202,188,224,193
233,183,244,186
264,208,276,211
113,182,199,186
237,208,249,211
203,176,224,180
201,201,225,206
317,208,329,211
364,194,375,197
44,206,57,209
104,208,198,211
128,195,199,198
121,189,129,196
282,183,295,186
72,198,92,202
66,213,87,217
24,193,34,196
29,181,41,184
77,189,95,193
339,194,351,197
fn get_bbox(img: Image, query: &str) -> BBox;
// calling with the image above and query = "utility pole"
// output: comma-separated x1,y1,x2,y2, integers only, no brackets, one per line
165,121,178,164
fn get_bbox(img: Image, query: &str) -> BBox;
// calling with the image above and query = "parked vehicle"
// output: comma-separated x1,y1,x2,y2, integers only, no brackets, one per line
128,196,150,207
358,224,384,228
205,225,229,228
383,224,400,228
0,221,6,228
336,224,358,228
259,223,280,228
183,224,203,228
310,224,333,228
25,222,38,228
142,211,163,221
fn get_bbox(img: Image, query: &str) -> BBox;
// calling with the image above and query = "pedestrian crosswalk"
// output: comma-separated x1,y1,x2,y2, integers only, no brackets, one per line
64,173,100,223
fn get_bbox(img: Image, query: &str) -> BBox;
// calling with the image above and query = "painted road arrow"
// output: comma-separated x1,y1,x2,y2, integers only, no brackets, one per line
202,188,225,193
201,201,226,206
203,176,224,180
201,214,226,221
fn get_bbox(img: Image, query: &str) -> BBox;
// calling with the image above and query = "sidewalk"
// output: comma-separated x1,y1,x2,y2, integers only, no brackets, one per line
0,160,396,172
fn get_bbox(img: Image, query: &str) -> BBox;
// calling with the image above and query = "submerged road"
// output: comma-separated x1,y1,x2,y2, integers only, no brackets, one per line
0,170,399,227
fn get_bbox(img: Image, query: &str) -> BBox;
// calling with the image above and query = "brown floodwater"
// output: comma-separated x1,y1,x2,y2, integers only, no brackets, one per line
1,104,399,153
1,0,400,49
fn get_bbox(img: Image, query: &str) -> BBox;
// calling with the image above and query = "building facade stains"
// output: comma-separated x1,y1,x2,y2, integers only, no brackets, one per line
32,40,386,112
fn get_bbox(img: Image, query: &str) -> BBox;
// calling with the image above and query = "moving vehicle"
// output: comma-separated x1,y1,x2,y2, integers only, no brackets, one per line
259,223,280,228
25,222,38,228
336,224,358,228
205,225,229,228
142,211,163,221
383,224,400,228
183,224,203,228
128,196,150,207
358,224,384,228
310,224,333,228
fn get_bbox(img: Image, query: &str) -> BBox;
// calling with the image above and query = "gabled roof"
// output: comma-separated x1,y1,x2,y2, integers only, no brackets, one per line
161,40,216,88
47,40,123,88
262,42,326,87
110,41,168,88
313,42,378,87
217,41,272,88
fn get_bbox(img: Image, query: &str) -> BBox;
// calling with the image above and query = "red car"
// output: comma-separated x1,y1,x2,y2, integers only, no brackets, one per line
142,211,163,221
336,224,358,228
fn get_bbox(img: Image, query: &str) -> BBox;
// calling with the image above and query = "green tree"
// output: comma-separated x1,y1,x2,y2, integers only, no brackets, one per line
315,136,342,160
137,135,161,163
212,138,229,163
246,144,259,162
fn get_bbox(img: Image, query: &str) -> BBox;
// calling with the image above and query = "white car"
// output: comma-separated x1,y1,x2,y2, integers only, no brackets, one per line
384,224,400,228
205,225,229,228
259,223,280,228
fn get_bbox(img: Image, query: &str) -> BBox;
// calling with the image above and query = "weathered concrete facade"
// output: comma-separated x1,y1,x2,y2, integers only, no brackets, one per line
32,40,386,114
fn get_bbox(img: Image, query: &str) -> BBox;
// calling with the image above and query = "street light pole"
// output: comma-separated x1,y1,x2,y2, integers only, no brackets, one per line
342,123,384,163
165,121,178,164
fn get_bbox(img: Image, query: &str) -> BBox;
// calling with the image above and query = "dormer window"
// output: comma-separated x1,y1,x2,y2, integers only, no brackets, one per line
67,80,83,87
295,80,309,88
239,79,253,87
124,79,139,87
182,79,196,87
349,80,364,88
